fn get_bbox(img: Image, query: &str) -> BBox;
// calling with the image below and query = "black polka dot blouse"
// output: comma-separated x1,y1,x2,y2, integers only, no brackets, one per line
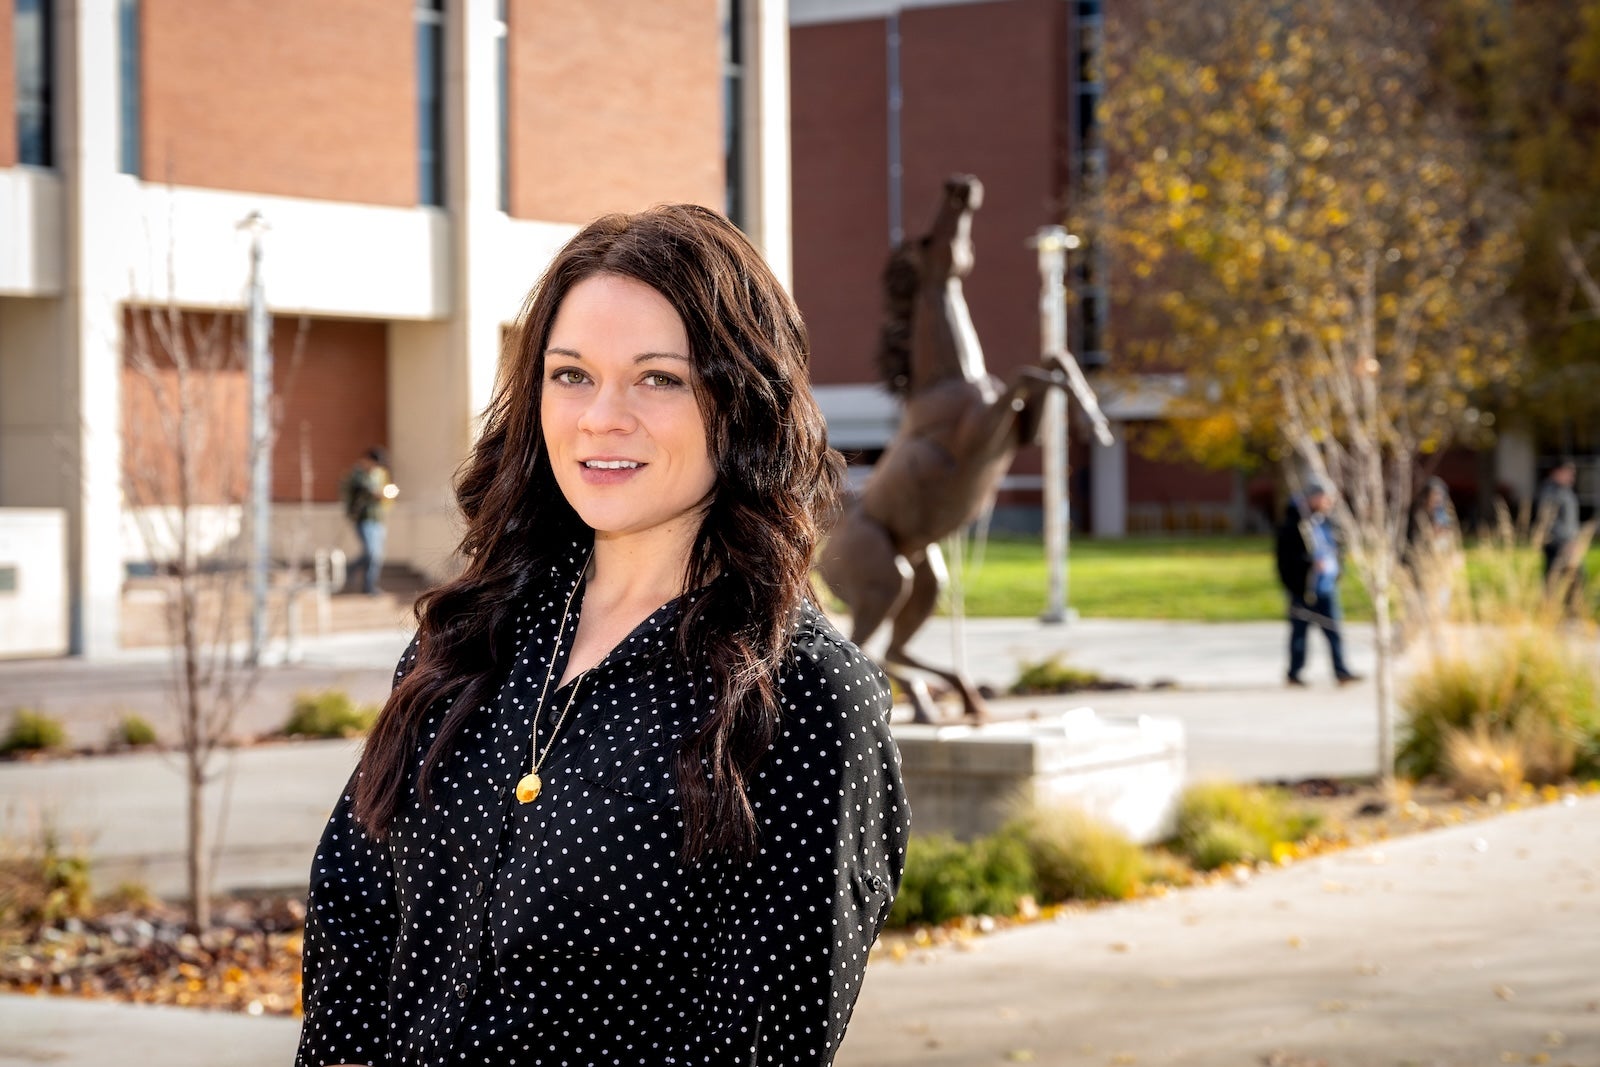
297,545,910,1066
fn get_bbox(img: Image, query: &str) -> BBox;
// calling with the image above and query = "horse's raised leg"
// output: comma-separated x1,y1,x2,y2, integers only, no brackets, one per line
883,544,993,724
819,510,914,645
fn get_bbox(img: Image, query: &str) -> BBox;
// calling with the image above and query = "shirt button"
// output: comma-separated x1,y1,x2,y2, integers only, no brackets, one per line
473,880,484,897
456,980,470,998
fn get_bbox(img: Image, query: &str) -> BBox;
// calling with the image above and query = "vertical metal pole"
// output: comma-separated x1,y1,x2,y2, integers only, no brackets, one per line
241,212,272,663
1034,226,1077,624
886,13,903,246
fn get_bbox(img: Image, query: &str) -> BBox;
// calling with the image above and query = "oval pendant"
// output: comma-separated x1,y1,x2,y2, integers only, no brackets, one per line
515,772,542,804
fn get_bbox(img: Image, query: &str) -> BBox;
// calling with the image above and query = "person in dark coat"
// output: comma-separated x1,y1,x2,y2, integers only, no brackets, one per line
297,205,910,1067
1537,457,1581,584
1275,480,1361,687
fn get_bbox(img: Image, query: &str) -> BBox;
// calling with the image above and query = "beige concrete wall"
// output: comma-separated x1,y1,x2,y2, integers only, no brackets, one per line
0,295,68,507
387,320,469,582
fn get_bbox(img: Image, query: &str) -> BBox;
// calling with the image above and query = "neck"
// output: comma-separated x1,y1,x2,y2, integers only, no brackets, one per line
585,518,701,610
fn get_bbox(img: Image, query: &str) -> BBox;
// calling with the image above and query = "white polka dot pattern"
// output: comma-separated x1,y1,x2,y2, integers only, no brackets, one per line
296,544,909,1066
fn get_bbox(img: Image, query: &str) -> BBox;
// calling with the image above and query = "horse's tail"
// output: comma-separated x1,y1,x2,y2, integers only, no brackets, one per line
876,238,921,397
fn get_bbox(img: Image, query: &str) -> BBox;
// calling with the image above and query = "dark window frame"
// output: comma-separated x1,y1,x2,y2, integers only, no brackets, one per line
416,1,446,207
15,0,55,167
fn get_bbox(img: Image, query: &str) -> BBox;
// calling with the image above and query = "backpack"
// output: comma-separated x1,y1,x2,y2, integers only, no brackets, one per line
340,467,376,523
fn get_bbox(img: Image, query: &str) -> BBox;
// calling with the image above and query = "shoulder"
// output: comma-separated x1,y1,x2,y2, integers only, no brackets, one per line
775,602,893,740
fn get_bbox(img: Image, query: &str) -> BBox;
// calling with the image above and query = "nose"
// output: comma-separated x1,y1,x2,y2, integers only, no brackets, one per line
576,381,636,435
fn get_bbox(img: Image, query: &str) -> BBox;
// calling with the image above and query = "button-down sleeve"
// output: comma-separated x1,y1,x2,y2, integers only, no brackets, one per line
297,639,416,1067
669,637,909,1065
296,773,398,1067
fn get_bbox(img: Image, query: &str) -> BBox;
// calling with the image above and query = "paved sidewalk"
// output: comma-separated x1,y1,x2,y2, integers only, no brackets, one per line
0,617,1386,896
3,794,1595,1066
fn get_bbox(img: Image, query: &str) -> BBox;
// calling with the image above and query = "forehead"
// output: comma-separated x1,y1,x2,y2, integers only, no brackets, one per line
548,274,687,352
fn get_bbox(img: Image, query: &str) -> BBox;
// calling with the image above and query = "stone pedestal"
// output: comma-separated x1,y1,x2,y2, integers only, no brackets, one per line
892,708,1186,844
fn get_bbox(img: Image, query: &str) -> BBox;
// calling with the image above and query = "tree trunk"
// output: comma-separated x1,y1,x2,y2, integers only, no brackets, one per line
1372,586,1397,795
186,750,210,931
179,567,210,932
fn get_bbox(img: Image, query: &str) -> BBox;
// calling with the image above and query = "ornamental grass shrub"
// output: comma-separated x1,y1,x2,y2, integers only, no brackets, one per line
1171,781,1320,871
282,690,380,739
887,833,1036,927
1010,657,1107,695
0,709,68,755
996,807,1148,902
0,832,93,928
1399,631,1600,790
109,713,159,748
1400,508,1600,794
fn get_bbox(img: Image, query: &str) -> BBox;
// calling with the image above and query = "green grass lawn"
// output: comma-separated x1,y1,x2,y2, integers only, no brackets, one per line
947,535,1370,621
948,535,1600,621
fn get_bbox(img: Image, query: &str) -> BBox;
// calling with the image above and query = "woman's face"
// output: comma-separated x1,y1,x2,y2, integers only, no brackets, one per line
541,273,716,549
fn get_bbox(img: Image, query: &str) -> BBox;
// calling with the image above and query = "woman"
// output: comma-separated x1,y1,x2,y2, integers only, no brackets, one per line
296,205,909,1067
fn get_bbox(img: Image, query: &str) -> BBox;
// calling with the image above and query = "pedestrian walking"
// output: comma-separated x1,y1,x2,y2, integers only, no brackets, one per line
1536,456,1581,587
338,446,397,596
297,205,909,1067
1276,480,1361,686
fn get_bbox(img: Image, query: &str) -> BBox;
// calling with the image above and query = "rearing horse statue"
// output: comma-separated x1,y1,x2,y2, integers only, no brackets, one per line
819,175,1072,724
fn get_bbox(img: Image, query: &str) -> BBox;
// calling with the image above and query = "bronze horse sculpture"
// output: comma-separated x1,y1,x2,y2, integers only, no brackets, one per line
819,175,1075,724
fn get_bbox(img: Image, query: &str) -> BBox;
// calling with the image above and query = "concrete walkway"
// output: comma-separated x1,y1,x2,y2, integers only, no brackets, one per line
3,795,1594,1066
0,616,1386,897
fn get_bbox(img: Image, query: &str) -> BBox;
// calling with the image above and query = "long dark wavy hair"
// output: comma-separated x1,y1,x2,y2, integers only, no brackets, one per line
353,204,845,862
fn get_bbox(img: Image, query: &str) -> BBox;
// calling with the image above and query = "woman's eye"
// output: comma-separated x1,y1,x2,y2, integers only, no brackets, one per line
550,368,586,385
642,372,683,388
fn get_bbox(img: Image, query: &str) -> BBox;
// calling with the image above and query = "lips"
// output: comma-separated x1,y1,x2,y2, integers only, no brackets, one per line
577,457,646,485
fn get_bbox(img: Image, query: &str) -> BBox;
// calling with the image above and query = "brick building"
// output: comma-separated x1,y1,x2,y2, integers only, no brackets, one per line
0,0,792,656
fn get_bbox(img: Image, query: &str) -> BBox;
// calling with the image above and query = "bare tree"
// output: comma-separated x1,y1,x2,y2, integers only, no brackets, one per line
122,303,263,931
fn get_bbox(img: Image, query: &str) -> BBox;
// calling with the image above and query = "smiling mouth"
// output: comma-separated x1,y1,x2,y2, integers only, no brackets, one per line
582,460,643,470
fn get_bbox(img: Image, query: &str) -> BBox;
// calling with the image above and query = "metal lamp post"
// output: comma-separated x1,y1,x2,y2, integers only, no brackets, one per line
239,211,272,664
1033,225,1080,624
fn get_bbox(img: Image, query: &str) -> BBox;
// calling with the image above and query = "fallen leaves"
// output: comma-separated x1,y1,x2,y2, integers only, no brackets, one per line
0,896,304,1015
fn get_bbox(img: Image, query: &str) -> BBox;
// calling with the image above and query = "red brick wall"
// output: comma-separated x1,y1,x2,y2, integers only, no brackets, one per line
122,309,250,508
1126,422,1235,508
140,0,415,204
790,18,890,384
507,0,723,222
270,318,389,503
791,0,1067,392
899,0,1063,383
123,310,387,505
0,1,17,168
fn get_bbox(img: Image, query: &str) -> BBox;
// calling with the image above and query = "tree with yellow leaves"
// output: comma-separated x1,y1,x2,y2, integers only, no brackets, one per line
1096,0,1527,788
1435,0,1600,439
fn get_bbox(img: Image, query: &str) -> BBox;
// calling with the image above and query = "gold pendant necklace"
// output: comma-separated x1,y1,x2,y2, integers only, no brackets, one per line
516,551,592,805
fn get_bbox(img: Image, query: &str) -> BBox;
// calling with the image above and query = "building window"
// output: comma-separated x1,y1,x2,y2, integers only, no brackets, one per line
1070,0,1108,366
495,0,509,212
118,0,141,175
721,0,745,229
15,0,54,167
417,0,446,207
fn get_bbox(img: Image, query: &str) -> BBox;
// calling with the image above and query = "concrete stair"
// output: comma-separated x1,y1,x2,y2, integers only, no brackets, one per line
119,563,429,649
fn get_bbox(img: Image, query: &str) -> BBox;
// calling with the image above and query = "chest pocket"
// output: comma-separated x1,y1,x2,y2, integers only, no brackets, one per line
568,712,679,808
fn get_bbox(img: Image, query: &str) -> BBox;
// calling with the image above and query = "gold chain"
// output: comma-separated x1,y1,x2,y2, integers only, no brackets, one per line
515,552,591,804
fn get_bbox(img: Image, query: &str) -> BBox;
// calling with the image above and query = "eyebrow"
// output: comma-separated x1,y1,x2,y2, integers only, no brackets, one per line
545,347,690,364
